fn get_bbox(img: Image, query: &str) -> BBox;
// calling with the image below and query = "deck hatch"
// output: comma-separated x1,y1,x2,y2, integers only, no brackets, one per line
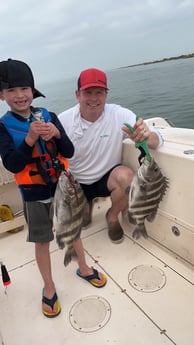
128,264,166,292
69,295,111,332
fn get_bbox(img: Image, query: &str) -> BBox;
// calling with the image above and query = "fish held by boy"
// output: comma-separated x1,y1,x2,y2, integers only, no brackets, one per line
53,170,87,266
128,157,169,240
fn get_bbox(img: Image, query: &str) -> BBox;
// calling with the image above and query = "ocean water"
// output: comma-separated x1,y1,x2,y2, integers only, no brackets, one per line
1,58,194,129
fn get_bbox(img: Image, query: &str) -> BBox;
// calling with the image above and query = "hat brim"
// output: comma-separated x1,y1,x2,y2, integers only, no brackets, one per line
33,88,45,99
79,83,109,91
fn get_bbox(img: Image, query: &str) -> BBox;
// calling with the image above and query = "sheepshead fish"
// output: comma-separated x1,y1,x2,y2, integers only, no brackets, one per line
53,170,87,266
128,157,169,240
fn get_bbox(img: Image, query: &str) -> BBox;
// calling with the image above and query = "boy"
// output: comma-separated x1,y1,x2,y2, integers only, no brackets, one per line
0,59,107,318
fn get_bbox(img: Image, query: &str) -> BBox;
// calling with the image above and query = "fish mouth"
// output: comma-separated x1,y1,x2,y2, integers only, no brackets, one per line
144,157,153,165
146,177,153,182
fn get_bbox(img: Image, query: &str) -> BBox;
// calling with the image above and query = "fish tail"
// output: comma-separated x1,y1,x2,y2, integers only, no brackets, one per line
132,224,148,240
64,247,77,267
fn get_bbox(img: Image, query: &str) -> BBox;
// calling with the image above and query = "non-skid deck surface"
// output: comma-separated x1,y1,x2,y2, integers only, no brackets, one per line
0,198,193,345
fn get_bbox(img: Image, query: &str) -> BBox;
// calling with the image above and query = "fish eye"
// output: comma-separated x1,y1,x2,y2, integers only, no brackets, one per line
154,167,158,172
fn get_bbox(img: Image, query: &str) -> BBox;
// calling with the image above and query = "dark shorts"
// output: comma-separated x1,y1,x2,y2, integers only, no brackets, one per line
80,165,120,202
23,201,54,243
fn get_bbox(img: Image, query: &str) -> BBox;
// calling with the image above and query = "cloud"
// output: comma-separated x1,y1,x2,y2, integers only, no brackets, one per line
0,0,194,83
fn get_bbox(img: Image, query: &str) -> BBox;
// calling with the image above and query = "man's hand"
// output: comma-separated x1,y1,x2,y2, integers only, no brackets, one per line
122,117,150,143
122,117,159,149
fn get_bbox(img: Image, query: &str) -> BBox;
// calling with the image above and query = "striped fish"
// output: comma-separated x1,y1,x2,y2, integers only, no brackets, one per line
53,170,87,266
128,157,169,240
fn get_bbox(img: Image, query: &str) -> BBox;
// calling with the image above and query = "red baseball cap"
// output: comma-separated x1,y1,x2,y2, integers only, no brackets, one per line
77,68,108,91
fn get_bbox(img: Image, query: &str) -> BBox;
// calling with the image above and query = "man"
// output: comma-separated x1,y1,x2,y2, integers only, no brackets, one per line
59,68,163,243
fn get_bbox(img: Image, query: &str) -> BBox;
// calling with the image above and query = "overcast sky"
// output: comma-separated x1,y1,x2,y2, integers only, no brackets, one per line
1,0,194,84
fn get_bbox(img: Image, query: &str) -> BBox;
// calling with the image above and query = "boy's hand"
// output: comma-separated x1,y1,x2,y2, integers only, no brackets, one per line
25,121,61,146
25,121,42,146
40,122,61,141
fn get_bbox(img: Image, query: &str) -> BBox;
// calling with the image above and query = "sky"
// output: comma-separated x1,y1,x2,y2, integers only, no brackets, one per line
0,0,194,84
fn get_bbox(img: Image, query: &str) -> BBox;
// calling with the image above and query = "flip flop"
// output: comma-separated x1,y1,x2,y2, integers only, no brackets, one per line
42,291,61,318
76,268,107,288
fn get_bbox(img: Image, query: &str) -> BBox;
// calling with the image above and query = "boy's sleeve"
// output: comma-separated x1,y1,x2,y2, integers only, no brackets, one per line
0,122,34,173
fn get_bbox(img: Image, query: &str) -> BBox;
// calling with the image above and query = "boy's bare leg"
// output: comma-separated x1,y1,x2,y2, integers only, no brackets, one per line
73,238,105,284
35,242,58,313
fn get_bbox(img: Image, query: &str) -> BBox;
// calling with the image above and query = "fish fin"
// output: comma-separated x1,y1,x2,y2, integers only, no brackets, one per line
56,235,65,249
160,177,169,200
125,185,130,195
64,247,77,267
140,182,147,190
132,225,148,240
146,211,157,222
128,211,136,225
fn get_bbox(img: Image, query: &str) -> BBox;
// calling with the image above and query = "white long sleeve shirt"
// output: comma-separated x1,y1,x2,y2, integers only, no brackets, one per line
59,104,163,184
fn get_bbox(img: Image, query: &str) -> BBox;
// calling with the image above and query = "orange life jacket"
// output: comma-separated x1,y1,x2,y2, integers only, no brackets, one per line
1,108,68,185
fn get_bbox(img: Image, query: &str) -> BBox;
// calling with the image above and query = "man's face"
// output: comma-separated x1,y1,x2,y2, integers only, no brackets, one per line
1,86,33,116
76,87,108,121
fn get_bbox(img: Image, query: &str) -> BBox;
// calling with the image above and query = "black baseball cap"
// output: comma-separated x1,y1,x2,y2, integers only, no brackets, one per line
0,58,45,99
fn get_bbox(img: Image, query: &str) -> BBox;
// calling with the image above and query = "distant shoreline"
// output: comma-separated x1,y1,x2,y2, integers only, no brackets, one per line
118,53,194,69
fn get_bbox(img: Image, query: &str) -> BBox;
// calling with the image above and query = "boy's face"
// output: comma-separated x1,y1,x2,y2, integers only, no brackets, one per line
0,86,33,116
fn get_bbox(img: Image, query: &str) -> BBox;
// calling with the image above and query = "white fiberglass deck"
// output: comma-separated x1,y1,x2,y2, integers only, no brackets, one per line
0,197,193,345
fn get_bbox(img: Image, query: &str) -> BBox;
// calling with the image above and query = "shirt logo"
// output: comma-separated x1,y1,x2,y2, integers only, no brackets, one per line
100,134,109,138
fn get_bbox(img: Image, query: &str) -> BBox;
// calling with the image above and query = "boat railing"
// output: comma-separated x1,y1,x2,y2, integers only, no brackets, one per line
0,159,14,186
0,159,25,234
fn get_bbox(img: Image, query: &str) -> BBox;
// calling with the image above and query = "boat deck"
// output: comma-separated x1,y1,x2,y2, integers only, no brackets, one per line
0,197,193,345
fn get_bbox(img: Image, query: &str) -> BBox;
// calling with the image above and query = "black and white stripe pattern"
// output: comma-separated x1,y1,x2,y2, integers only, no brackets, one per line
128,158,169,240
53,170,87,266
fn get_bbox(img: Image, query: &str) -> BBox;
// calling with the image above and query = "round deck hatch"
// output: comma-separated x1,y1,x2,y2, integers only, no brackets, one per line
69,295,111,332
128,265,166,292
